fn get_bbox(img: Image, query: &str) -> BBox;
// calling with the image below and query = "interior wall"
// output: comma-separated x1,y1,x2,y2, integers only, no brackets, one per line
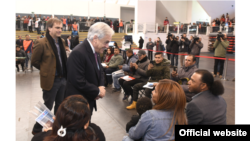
191,0,211,24
198,0,235,21
120,7,134,23
15,0,133,19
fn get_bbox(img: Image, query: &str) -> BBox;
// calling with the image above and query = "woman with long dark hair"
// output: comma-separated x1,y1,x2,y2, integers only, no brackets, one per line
123,79,187,141
103,47,114,63
32,95,105,141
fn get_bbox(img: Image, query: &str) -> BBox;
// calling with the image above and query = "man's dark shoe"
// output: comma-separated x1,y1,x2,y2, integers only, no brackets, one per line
112,88,121,93
122,95,129,102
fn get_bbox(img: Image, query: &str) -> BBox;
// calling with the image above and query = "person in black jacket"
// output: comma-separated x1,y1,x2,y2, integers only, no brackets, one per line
72,35,79,50
170,36,179,67
113,19,119,33
165,34,172,60
16,35,23,50
32,95,106,141
179,33,190,67
126,97,153,141
16,46,26,72
138,36,144,49
64,22,114,116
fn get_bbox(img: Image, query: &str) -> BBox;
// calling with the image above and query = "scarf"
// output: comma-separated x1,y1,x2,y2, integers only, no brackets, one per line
136,56,148,64
46,31,67,77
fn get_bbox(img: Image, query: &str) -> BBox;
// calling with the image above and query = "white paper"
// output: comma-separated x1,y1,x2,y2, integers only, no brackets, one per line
143,82,157,89
113,70,124,74
122,75,132,81
101,63,107,67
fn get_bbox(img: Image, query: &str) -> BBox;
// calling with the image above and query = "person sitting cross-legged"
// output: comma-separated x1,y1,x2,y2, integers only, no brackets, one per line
112,49,138,93
126,52,170,110
119,50,150,104
103,47,123,87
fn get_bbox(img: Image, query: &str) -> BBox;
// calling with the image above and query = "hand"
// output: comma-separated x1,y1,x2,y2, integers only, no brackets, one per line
148,63,153,70
130,62,133,68
118,65,123,69
153,83,159,87
44,127,52,132
196,41,199,44
171,71,178,78
181,39,185,42
220,37,224,42
133,63,138,69
105,66,109,68
98,86,106,98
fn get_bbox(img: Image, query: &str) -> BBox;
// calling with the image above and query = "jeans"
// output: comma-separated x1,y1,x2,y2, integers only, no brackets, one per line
171,54,178,67
63,24,66,31
120,27,124,33
26,52,33,68
32,77,66,133
123,136,134,141
112,73,125,89
195,57,200,68
104,68,117,85
148,51,153,61
214,58,225,75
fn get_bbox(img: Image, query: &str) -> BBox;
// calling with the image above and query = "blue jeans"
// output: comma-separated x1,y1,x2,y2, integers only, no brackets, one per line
120,27,124,33
122,136,134,141
171,54,178,67
112,73,125,89
26,52,33,68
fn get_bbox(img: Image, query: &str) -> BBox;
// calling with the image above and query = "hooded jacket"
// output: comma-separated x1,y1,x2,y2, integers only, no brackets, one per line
189,41,203,55
131,56,150,81
146,58,171,82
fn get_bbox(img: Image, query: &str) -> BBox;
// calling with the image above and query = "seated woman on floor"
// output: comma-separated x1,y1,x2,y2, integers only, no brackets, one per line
123,79,187,141
31,95,105,141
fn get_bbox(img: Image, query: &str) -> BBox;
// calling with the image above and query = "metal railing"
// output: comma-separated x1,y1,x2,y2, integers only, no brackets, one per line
169,25,178,33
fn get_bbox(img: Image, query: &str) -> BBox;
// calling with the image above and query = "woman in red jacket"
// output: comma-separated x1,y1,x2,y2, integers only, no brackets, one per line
103,47,114,63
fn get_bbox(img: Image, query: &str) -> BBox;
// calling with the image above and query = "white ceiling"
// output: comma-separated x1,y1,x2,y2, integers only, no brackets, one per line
82,0,136,6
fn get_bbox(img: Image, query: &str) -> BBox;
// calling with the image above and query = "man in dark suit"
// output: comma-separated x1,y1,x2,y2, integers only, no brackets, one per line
186,69,227,125
65,22,114,115
16,35,23,50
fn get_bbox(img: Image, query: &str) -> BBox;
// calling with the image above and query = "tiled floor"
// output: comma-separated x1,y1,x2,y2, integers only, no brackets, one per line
16,52,235,141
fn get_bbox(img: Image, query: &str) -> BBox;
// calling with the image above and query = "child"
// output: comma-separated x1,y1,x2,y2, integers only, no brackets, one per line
126,97,153,141
16,46,26,72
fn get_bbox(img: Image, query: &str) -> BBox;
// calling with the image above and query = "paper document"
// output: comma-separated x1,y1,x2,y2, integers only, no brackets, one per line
101,63,107,67
143,82,157,89
121,75,135,81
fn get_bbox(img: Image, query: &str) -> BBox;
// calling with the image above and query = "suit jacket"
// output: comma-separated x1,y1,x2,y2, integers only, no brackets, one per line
186,90,227,125
31,37,67,91
64,38,104,112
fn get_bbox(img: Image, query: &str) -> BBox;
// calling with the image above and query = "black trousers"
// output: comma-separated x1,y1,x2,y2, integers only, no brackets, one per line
118,78,145,97
32,77,66,133
132,82,152,101
16,61,24,71
148,51,153,61
29,26,33,32
214,58,225,75
167,49,171,60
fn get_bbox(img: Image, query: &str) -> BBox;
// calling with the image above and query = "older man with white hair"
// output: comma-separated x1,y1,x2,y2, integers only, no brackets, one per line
65,22,114,116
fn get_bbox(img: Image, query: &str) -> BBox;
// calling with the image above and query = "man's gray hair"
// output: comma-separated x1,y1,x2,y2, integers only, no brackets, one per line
87,22,114,41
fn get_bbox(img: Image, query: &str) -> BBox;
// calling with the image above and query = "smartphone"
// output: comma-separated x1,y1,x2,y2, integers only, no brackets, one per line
173,66,177,71
150,60,154,64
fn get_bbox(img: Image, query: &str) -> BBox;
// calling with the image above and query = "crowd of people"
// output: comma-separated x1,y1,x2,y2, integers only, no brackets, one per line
15,18,229,141
16,14,127,33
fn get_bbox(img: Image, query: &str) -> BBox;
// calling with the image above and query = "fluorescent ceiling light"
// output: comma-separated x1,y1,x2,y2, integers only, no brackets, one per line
105,0,117,4
128,0,136,5
117,0,129,5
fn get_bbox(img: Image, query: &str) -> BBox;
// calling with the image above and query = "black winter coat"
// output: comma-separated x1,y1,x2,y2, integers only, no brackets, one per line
170,40,179,53
179,37,190,52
